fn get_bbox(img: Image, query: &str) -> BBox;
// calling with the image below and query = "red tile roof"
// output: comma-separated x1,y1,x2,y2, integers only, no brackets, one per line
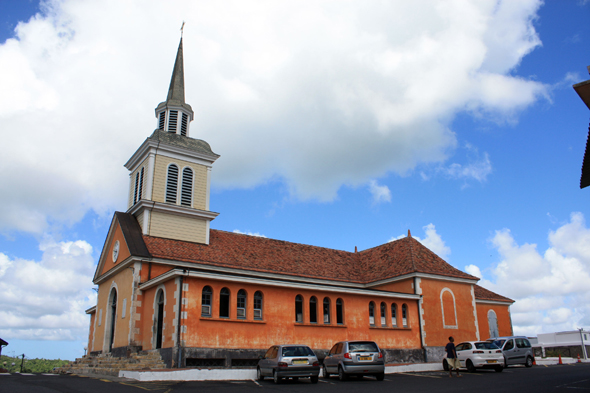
142,228,478,284
474,285,513,303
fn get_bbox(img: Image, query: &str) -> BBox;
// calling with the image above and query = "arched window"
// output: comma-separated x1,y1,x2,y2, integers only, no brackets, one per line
402,304,408,327
166,164,179,203
440,288,457,329
310,296,318,323
134,167,144,204
323,298,331,324
180,167,193,206
155,290,164,349
369,301,375,326
201,286,212,317
391,303,398,327
219,288,230,318
336,298,344,325
254,291,263,320
295,295,303,323
488,310,499,338
237,289,247,319
380,302,387,326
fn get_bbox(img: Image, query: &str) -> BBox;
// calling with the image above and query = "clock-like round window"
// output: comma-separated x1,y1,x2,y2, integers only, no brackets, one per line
112,240,120,263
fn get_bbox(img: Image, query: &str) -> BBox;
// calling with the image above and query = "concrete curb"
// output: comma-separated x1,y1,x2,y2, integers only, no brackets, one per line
120,362,445,381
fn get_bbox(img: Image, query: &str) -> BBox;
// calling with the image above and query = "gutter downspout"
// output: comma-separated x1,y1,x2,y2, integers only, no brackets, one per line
415,276,427,363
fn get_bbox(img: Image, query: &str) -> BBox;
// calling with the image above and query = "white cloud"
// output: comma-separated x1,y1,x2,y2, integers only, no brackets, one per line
0,0,547,235
390,223,451,260
474,212,590,336
233,229,267,238
0,238,96,341
368,180,391,204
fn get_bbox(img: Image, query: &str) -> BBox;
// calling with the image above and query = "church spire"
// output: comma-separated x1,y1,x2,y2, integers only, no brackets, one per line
166,38,186,104
155,35,194,137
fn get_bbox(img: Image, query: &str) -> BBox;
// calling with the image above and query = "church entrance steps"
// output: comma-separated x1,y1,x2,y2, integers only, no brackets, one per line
56,350,167,377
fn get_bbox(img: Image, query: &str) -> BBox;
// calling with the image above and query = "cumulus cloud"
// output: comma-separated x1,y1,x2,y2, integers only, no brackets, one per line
0,0,548,235
474,212,590,336
0,238,96,341
390,223,451,260
368,180,391,204
233,229,267,238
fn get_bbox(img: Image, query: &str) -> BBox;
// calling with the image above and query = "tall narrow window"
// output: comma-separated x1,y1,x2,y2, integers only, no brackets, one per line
168,110,178,133
180,113,188,136
323,298,331,324
391,303,398,327
336,298,344,325
138,167,144,201
158,111,165,130
181,167,193,206
309,296,318,323
488,310,499,338
155,290,164,349
134,167,144,204
237,289,247,319
295,295,303,323
201,286,212,317
402,304,408,327
369,302,375,326
219,288,230,318
166,164,178,203
134,172,140,204
380,302,387,326
254,291,263,320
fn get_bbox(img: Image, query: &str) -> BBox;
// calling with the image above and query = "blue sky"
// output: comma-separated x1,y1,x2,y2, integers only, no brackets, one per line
0,0,589,361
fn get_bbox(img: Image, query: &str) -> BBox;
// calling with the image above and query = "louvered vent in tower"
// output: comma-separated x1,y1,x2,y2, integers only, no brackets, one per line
166,164,179,203
181,167,193,206
181,113,188,136
158,112,165,130
138,167,144,201
168,110,178,133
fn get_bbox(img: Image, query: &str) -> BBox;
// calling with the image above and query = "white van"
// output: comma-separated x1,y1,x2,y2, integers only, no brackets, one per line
487,336,534,367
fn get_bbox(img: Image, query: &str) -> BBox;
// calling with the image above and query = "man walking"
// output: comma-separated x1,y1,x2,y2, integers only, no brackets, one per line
445,336,461,377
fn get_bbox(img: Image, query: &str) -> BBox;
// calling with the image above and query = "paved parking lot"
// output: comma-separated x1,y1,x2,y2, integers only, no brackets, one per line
2,364,589,393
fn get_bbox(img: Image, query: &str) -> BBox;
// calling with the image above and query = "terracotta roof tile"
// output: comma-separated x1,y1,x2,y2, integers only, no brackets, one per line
142,229,478,284
474,285,514,303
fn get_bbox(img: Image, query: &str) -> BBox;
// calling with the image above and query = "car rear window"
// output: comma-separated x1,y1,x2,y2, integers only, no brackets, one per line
475,342,499,350
348,342,379,352
281,346,314,357
492,340,505,348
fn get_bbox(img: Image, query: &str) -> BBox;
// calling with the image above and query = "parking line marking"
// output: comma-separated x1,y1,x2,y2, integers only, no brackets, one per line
400,373,442,379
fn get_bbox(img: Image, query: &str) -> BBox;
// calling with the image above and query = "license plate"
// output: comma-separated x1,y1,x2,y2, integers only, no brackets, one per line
487,360,497,364
293,360,308,364
359,356,371,361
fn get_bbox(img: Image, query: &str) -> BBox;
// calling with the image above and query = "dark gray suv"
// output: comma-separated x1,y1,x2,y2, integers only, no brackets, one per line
323,340,385,381
487,336,534,367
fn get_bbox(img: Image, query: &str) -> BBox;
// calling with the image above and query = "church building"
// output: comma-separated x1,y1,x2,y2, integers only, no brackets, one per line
85,38,514,368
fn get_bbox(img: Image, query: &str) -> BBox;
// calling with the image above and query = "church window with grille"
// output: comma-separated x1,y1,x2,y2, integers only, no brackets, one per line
168,110,178,133
133,167,144,204
166,164,178,203
336,298,344,325
309,296,318,323
323,297,331,324
237,289,247,319
201,286,212,317
254,291,263,320
295,295,303,323
369,301,375,326
181,167,193,206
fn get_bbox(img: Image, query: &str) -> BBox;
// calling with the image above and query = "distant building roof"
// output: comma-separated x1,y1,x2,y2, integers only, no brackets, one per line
0,338,8,346
474,284,514,303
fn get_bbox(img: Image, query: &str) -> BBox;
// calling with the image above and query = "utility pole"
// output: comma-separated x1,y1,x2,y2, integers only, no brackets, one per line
579,328,588,360
20,354,25,373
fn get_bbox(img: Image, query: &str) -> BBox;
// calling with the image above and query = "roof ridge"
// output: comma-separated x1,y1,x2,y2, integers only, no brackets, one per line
407,236,418,272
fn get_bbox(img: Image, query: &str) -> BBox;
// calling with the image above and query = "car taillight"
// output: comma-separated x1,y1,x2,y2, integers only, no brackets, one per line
344,353,352,359
313,361,319,367
473,350,484,354
278,362,288,367
496,350,502,353
378,352,383,359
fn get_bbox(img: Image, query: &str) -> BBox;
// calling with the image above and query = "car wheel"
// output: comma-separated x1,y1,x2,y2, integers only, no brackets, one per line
495,365,503,373
257,367,264,381
323,364,330,378
273,371,282,384
338,366,348,381
310,376,319,384
376,373,385,381
525,356,533,368
442,358,449,371
466,359,476,373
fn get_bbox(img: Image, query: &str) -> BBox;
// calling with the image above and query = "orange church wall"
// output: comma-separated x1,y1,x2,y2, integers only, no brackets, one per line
146,277,423,352
87,311,96,354
476,303,513,340
99,222,131,276
373,279,415,294
419,278,478,346
139,279,180,350
91,268,135,353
